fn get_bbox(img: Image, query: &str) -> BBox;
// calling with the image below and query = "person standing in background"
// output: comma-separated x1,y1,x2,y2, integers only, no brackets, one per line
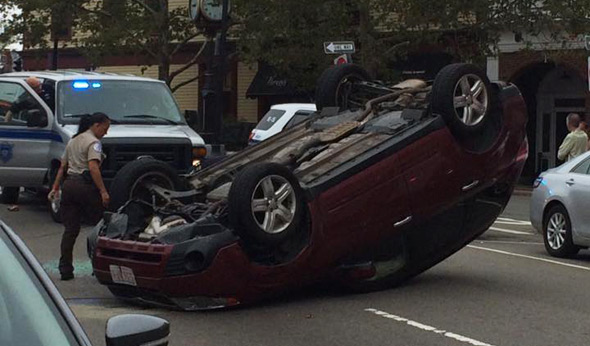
557,113,588,162
48,113,111,281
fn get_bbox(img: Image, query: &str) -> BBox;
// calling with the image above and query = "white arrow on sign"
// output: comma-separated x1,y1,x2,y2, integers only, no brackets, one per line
326,43,336,53
324,41,355,54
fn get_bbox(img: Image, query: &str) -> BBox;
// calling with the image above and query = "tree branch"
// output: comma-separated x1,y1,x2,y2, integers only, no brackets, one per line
171,32,201,57
75,4,159,59
75,3,113,18
130,0,157,16
126,35,159,59
171,75,199,93
168,41,208,82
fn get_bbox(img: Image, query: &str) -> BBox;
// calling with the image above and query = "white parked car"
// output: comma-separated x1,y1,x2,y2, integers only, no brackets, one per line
249,103,316,145
530,151,590,257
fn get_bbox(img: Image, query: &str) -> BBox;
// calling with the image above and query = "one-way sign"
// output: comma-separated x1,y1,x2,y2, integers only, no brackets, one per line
324,41,355,55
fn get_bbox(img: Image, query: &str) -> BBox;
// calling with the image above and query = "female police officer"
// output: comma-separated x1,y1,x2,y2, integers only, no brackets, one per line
49,112,111,280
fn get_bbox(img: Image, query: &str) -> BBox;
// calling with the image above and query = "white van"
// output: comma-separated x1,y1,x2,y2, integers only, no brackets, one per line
0,71,209,220
248,103,317,145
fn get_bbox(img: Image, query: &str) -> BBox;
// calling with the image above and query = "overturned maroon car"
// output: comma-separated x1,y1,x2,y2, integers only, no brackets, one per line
89,63,528,310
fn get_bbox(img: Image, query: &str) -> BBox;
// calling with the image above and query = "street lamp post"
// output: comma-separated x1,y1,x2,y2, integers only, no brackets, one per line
199,0,230,144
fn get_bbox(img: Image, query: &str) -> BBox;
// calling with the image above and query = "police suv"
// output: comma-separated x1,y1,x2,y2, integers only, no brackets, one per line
0,71,209,221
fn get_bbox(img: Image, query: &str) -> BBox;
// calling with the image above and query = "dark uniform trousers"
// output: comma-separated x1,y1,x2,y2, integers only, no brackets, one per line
59,176,104,275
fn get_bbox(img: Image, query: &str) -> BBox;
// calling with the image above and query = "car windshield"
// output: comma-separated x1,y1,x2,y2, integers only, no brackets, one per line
0,230,79,346
57,80,185,125
255,109,287,130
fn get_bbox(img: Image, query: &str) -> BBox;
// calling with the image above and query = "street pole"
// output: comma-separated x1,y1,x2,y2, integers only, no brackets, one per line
200,0,230,144
51,38,59,70
214,0,230,143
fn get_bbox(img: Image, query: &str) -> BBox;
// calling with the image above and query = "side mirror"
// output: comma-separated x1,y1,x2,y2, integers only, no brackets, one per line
26,109,48,127
106,314,170,346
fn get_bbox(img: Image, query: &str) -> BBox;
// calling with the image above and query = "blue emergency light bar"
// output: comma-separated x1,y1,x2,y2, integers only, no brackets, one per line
72,81,89,89
72,81,102,89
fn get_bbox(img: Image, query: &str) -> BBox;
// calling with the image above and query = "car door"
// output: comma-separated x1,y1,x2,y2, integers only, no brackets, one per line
0,79,55,186
564,157,590,238
397,129,463,222
318,151,412,256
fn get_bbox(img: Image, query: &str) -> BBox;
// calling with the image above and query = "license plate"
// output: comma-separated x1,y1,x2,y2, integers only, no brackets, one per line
109,265,137,286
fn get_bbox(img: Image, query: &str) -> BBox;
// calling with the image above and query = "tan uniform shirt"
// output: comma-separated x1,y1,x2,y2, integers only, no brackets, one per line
63,130,103,175
558,129,588,162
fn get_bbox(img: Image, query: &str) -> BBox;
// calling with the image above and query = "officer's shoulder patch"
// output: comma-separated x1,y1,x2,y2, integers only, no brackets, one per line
93,142,102,153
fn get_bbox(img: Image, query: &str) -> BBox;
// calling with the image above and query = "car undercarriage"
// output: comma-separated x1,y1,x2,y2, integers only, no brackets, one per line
90,63,528,310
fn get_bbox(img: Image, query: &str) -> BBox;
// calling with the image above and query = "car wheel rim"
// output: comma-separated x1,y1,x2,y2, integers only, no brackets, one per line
453,74,488,126
547,212,567,250
130,172,174,206
251,175,297,235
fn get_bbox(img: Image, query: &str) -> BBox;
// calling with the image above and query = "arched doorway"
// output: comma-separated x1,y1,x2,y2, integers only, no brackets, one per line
535,66,587,172
510,63,588,181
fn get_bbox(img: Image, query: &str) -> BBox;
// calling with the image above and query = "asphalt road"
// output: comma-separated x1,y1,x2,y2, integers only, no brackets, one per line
2,192,590,346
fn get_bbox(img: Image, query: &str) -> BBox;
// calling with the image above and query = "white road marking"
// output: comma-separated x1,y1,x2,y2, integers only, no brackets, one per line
365,308,494,346
467,245,590,271
474,240,543,245
488,226,534,235
495,217,532,226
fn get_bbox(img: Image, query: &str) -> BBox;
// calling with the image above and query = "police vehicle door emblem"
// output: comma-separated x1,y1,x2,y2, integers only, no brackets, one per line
0,142,14,163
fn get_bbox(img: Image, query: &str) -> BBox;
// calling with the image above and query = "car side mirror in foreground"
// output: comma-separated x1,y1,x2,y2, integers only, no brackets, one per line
106,314,170,346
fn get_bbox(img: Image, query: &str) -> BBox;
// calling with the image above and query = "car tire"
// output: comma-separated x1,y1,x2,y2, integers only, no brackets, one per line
0,186,19,204
48,167,63,223
109,158,184,211
543,204,579,258
431,63,496,139
315,64,371,111
228,162,305,247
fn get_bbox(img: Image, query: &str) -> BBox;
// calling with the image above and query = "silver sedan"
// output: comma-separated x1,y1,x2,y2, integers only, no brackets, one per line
531,151,590,257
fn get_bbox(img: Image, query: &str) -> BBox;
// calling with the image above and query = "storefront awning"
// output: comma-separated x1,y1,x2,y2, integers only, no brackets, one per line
246,64,298,98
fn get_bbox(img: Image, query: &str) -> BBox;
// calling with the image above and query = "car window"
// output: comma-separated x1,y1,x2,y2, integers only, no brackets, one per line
571,157,590,175
0,81,46,127
0,231,79,346
284,110,313,130
255,109,287,130
57,80,185,125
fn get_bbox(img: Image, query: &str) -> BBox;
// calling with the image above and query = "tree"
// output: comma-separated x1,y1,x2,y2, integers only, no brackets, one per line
233,0,590,88
0,0,208,92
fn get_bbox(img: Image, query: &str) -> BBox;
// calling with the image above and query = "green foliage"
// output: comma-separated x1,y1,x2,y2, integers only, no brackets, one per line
233,0,590,88
0,0,205,91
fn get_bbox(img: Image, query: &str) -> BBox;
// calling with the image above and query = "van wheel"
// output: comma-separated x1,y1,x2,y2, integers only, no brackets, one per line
228,162,305,248
109,158,183,211
431,63,496,139
315,64,371,111
0,186,19,204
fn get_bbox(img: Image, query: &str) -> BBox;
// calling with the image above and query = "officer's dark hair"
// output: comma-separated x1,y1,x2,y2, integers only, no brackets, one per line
74,112,110,138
